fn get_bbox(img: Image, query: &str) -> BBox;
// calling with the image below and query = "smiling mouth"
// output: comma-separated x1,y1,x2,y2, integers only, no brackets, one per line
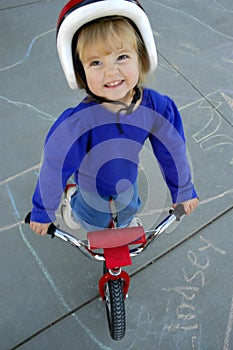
104,80,124,88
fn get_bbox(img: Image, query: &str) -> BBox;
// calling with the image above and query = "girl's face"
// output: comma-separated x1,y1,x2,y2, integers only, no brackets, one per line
81,43,140,105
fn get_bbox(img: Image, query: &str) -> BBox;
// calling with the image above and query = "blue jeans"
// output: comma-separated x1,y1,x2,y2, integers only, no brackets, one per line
71,182,141,231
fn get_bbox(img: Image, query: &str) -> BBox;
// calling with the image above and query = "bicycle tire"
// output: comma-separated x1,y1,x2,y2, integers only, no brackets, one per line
103,264,126,340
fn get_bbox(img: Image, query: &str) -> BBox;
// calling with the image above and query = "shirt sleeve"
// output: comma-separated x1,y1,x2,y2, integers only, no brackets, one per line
30,109,86,223
149,95,198,203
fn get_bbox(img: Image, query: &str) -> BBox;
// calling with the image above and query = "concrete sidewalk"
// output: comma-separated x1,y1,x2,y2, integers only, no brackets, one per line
0,0,233,349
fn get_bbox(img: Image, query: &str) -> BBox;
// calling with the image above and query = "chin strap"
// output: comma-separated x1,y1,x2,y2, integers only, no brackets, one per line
87,86,141,114
116,86,141,115
86,86,141,134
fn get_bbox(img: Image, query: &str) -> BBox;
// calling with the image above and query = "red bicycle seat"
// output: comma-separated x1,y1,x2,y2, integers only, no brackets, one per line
88,226,146,269
87,226,146,249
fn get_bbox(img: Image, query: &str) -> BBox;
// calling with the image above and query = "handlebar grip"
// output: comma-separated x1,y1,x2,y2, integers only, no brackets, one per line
172,204,186,220
25,212,31,224
24,212,56,237
47,223,56,237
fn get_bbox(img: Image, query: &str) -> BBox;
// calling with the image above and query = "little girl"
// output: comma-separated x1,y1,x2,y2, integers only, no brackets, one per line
29,0,198,235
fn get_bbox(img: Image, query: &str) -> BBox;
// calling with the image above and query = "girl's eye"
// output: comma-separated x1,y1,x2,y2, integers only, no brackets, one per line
118,54,129,61
90,60,101,67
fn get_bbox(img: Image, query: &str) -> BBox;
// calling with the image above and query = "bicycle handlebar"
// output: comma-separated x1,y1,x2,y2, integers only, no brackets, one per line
25,204,185,262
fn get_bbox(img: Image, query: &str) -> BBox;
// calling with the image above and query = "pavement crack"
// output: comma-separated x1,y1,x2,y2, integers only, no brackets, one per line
158,51,233,128
0,1,47,11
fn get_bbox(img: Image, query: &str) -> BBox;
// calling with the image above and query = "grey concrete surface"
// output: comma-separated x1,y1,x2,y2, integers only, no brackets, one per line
0,1,232,349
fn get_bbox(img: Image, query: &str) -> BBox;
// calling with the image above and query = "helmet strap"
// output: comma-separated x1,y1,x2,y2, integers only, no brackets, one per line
87,85,141,115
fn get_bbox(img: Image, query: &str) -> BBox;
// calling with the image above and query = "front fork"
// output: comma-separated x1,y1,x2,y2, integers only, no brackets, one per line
99,268,130,300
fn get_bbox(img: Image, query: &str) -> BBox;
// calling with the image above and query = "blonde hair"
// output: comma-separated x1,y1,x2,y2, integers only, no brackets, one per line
74,16,150,90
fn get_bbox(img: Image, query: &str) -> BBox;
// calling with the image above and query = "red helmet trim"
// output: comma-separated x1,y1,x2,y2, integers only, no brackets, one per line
57,0,84,30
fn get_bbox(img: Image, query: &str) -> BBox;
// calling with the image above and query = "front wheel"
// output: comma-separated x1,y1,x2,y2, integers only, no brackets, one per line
103,265,126,340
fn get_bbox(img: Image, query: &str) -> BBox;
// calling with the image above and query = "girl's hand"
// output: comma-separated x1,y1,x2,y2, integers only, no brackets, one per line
173,197,199,215
30,221,50,236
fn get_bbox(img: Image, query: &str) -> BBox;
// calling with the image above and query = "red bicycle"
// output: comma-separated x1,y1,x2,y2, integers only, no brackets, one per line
25,204,184,341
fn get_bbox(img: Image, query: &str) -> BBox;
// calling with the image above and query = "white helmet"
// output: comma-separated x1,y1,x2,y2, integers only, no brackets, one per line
57,0,158,90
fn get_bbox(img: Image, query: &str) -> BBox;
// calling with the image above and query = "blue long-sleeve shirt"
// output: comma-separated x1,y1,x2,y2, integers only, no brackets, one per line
31,88,197,223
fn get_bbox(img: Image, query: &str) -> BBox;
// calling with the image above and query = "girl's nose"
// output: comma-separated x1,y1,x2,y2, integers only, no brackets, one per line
105,61,119,76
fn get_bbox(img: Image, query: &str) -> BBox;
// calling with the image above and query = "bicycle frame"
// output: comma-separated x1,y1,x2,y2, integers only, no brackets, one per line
46,204,185,262
25,204,185,340
42,204,184,300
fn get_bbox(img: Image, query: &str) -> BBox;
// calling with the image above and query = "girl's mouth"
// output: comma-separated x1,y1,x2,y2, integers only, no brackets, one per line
104,80,124,88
